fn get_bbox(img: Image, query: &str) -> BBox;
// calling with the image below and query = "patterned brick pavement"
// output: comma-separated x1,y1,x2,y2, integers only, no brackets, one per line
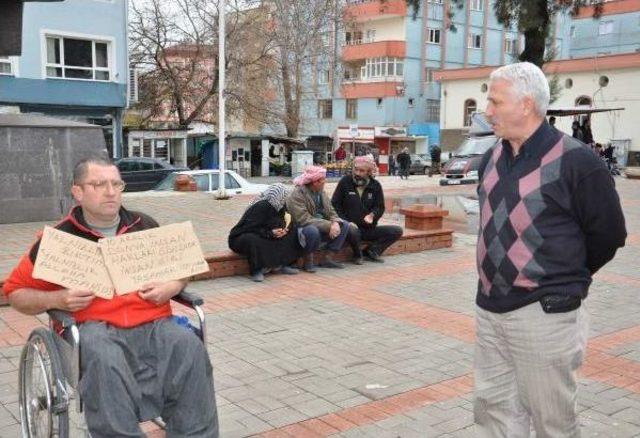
0,176,638,437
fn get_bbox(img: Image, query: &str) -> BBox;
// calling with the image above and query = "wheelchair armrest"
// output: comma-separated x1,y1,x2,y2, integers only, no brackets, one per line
172,290,204,308
46,309,77,329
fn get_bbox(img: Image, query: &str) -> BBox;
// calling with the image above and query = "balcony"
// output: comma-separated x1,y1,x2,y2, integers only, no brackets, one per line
341,77,405,98
343,0,407,22
342,40,406,62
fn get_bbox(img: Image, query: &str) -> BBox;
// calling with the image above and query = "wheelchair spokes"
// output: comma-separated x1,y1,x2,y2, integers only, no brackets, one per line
19,328,69,438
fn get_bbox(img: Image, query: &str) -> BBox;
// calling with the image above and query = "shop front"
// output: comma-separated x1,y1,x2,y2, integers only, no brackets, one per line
336,126,428,175
126,128,190,167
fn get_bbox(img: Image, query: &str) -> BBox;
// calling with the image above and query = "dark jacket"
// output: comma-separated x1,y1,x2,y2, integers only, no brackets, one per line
228,200,287,241
331,176,385,228
396,152,411,168
476,120,626,313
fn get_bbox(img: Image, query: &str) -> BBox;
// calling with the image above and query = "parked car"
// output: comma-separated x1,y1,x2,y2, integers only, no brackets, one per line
440,135,498,186
409,154,432,175
115,157,188,192
154,169,270,195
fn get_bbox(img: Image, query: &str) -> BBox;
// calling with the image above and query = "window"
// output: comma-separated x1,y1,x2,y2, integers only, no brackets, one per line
470,0,483,11
318,69,330,85
427,28,441,44
463,99,477,126
426,99,440,121
376,97,383,107
504,38,517,55
0,57,13,75
468,33,482,49
408,98,415,108
363,57,404,79
425,67,434,83
318,99,333,119
365,29,376,42
428,0,443,3
45,35,111,80
570,26,576,38
346,99,357,119
345,31,363,45
598,21,613,35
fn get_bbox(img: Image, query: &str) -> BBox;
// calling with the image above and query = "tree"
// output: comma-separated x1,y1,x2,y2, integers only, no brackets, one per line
129,0,276,129
259,0,338,138
405,0,603,67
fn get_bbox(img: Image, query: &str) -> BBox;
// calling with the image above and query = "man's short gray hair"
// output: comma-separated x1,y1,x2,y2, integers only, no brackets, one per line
489,62,550,117
73,156,115,184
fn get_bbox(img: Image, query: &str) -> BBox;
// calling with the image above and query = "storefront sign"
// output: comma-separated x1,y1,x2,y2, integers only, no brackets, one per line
337,127,374,140
128,130,189,140
375,126,408,137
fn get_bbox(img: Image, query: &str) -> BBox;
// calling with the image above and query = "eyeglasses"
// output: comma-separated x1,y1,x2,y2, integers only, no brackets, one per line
78,180,126,192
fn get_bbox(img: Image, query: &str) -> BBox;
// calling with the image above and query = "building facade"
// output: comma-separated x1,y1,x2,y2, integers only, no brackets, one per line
0,0,129,158
296,0,572,173
434,53,640,164
569,0,640,58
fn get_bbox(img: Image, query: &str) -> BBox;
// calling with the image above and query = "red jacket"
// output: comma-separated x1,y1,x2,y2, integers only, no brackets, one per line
3,206,172,328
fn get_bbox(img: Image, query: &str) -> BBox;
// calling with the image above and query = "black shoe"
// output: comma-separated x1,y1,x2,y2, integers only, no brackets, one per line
352,256,364,265
364,250,384,263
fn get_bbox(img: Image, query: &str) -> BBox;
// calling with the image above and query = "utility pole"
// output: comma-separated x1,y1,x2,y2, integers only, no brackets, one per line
216,0,227,198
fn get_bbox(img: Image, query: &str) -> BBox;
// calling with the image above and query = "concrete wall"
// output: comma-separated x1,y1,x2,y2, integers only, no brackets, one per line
0,115,107,224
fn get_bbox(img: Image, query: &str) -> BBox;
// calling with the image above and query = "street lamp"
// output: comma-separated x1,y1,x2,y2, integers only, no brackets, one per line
216,0,227,199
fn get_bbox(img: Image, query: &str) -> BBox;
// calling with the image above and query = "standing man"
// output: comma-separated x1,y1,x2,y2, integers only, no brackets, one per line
428,144,442,177
388,153,397,176
287,166,361,270
474,62,626,437
396,148,411,180
3,157,219,438
332,155,403,263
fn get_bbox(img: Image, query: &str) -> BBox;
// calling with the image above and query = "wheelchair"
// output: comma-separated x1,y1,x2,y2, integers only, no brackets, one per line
18,291,207,438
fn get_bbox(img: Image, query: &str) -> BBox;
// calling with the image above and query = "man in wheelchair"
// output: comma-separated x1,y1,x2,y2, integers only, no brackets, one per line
3,157,219,437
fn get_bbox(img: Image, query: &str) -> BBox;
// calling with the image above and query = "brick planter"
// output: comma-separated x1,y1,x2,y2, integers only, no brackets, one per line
399,204,449,231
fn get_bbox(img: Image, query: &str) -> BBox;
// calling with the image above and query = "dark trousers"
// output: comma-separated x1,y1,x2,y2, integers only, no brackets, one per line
348,225,403,256
399,166,409,179
79,319,219,438
300,221,355,253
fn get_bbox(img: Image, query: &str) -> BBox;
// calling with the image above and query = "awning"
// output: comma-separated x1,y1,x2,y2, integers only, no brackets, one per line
546,107,625,116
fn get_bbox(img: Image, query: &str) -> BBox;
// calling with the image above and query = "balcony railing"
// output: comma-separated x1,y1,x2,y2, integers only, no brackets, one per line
341,40,406,62
343,0,407,22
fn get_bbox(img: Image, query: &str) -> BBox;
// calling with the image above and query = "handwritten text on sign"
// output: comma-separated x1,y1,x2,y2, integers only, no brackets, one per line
99,221,209,295
32,226,114,299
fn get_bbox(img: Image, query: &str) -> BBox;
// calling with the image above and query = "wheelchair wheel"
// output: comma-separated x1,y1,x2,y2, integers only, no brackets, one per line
19,327,69,438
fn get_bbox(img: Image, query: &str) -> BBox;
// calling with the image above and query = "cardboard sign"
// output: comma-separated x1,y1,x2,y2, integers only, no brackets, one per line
99,221,209,295
32,226,114,299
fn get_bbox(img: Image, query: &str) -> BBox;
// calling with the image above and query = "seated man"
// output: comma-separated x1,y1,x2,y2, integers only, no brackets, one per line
3,157,218,438
287,166,361,270
332,155,403,263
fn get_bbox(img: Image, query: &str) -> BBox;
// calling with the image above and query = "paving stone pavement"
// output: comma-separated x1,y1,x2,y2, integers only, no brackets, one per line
0,177,638,437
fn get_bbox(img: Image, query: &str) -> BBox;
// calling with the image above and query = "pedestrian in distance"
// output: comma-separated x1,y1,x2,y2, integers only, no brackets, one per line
396,148,411,180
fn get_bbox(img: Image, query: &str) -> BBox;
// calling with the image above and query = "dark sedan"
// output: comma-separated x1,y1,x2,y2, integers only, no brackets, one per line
115,157,189,192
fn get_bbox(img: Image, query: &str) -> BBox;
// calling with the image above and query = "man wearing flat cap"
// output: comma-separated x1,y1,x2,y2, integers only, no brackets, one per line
332,155,403,263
